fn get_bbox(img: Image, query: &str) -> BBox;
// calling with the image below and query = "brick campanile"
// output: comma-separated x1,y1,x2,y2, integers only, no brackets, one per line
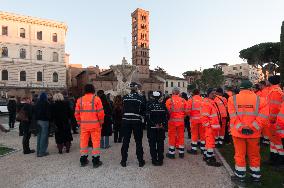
131,8,150,79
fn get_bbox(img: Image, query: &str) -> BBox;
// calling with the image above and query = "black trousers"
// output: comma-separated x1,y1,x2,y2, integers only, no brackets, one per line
22,122,31,153
147,128,165,162
121,120,144,162
9,112,16,128
114,122,123,142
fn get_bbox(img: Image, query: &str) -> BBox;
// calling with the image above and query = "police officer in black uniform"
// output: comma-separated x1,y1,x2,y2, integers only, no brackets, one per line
120,82,146,167
146,91,168,166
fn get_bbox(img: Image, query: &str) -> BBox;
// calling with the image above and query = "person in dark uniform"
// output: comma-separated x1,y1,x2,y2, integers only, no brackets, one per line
146,91,168,166
120,82,146,167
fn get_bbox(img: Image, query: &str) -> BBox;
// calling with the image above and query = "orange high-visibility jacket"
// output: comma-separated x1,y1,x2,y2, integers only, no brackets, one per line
267,85,284,123
201,98,220,130
214,95,228,118
166,95,187,123
228,90,269,138
188,95,203,123
275,102,284,138
75,94,105,129
256,87,270,98
226,91,233,97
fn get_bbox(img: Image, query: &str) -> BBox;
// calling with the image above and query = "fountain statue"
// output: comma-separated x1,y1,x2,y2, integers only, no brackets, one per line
110,57,137,96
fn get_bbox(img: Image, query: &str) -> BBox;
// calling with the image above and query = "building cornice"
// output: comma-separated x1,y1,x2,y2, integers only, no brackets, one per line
0,11,68,31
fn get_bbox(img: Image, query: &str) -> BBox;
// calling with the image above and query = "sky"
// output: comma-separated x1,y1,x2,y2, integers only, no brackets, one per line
1,0,284,77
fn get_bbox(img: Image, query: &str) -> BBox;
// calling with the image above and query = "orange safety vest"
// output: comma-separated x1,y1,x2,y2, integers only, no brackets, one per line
276,102,284,138
75,94,105,129
166,95,187,123
214,95,228,118
226,91,233,97
188,95,203,122
267,85,284,123
201,98,220,130
228,90,269,138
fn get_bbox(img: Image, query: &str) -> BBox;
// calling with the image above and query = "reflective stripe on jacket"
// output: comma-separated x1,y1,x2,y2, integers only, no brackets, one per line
214,95,228,118
75,94,105,129
201,98,220,130
267,85,284,123
228,90,269,138
188,95,203,122
166,95,187,123
275,102,284,138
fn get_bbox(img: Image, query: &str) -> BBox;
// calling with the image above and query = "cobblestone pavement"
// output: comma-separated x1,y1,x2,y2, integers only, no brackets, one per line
0,117,232,188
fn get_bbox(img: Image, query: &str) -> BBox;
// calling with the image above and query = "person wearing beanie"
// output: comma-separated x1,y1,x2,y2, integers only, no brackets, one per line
214,88,228,147
146,91,168,166
120,82,146,167
165,87,188,159
265,75,284,168
228,80,269,186
201,88,222,167
75,84,105,168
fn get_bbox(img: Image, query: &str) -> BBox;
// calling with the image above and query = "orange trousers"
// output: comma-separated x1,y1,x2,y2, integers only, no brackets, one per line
270,129,284,156
205,127,215,150
215,118,227,144
190,121,205,143
232,137,261,179
204,127,216,158
190,121,205,151
168,122,184,150
262,127,271,141
80,127,101,156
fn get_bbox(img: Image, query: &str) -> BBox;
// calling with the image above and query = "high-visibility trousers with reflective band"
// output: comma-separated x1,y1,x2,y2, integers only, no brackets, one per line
80,127,101,156
214,118,226,144
168,121,184,153
190,121,205,151
232,136,261,180
262,126,271,142
205,127,215,158
269,128,284,156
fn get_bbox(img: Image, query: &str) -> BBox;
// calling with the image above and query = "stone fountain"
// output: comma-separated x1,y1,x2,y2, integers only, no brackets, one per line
109,57,137,96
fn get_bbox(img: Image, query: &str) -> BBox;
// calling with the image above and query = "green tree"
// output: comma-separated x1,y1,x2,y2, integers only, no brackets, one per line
239,42,280,78
182,70,201,77
280,21,284,86
199,68,224,91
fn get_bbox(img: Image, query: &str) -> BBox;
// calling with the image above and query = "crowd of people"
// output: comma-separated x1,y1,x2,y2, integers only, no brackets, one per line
3,74,284,187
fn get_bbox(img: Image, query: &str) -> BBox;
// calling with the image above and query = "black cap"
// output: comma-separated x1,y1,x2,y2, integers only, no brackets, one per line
268,75,280,85
216,87,223,94
207,88,215,96
129,82,139,90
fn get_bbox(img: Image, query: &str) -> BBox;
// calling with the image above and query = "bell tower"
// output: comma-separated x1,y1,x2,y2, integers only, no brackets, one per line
131,8,150,79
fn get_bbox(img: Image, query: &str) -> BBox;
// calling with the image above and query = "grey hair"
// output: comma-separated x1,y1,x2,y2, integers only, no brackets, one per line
172,87,180,94
53,93,64,102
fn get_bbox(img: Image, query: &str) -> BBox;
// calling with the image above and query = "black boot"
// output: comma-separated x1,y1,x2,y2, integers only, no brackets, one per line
139,160,145,167
187,149,198,155
263,152,278,166
206,157,222,167
92,156,103,168
65,142,71,153
152,159,159,166
80,155,89,167
231,176,246,187
120,161,127,167
166,153,175,159
179,153,184,158
57,144,64,154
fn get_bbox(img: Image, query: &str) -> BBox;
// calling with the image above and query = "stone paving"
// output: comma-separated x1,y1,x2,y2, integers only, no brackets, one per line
0,120,233,188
